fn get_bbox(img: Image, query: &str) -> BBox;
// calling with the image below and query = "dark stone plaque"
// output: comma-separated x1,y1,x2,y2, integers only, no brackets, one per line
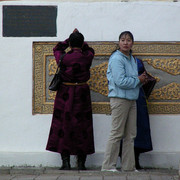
3,6,57,37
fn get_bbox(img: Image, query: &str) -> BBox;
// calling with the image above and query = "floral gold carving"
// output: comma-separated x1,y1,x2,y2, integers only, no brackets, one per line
33,41,180,114
48,90,56,100
48,59,57,76
150,82,180,100
143,58,180,75
88,62,108,97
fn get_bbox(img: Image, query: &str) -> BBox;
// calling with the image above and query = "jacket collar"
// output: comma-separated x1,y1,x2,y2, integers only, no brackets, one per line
117,50,132,59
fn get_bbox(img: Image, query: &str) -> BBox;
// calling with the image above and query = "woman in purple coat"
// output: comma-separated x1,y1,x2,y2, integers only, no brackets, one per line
46,29,95,170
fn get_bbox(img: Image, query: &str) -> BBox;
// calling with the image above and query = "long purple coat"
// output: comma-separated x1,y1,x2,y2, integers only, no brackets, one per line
46,39,95,155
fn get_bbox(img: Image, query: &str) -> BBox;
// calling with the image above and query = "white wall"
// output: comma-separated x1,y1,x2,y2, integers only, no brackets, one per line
0,1,180,169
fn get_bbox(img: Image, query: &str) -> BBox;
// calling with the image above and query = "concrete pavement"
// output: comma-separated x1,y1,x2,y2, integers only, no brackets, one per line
0,167,179,180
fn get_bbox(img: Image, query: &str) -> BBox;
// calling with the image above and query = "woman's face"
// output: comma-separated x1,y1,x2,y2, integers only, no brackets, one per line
119,34,133,56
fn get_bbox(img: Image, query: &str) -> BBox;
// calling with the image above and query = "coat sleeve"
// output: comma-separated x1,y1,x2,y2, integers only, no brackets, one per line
53,39,69,64
82,42,95,59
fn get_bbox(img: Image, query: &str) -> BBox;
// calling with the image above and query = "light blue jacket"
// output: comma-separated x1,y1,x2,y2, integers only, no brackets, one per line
107,50,141,100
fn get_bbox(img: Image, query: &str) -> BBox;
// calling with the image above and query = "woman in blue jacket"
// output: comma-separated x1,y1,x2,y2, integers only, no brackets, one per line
101,31,147,172
119,58,154,170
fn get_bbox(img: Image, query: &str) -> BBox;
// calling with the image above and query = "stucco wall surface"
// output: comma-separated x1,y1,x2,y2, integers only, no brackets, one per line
0,1,180,169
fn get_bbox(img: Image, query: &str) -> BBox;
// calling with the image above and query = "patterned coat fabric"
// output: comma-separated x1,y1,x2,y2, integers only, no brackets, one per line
46,39,95,155
135,58,153,152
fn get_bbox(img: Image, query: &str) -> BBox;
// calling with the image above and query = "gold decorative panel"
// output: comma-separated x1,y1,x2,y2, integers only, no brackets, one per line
33,41,180,114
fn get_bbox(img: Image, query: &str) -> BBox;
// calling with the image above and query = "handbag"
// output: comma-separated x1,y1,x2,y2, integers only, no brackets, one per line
49,54,65,91
142,72,156,99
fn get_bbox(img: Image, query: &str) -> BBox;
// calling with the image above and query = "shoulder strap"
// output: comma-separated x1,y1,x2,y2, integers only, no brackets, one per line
58,53,66,67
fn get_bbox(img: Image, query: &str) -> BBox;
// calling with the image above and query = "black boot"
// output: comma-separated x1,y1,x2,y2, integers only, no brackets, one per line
77,154,87,170
119,140,123,158
134,148,142,170
60,153,71,170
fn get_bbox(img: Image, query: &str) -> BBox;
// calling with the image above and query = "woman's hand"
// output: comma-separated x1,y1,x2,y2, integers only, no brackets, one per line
138,71,148,84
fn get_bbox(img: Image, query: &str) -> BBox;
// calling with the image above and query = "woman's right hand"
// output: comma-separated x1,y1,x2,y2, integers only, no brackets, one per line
138,71,148,84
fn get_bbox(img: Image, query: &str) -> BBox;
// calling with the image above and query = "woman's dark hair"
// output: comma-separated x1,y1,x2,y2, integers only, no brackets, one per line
110,31,134,55
69,32,84,48
119,31,134,43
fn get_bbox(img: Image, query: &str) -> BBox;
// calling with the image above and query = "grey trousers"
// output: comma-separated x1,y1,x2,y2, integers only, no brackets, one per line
102,98,137,171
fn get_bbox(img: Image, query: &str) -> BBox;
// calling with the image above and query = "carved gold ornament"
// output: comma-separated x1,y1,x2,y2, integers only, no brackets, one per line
143,58,180,75
48,59,57,76
88,62,109,97
33,41,180,114
150,82,180,100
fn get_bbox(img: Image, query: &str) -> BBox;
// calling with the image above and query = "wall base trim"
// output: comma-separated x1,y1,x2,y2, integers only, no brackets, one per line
0,151,180,169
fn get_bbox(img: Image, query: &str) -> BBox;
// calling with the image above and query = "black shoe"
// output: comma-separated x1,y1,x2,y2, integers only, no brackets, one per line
78,162,87,170
77,154,87,170
134,150,142,170
135,163,142,170
60,153,71,170
59,162,71,170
